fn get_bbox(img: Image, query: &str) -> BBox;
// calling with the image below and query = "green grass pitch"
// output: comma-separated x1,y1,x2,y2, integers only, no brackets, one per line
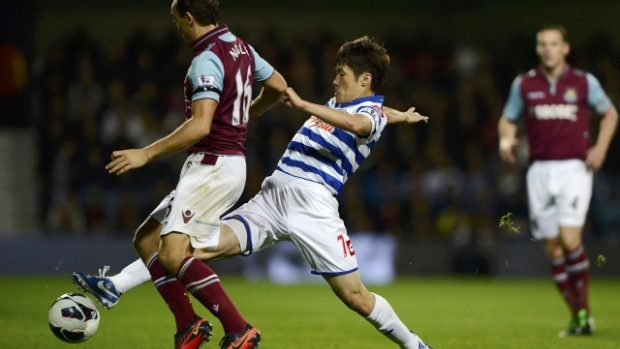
0,276,618,348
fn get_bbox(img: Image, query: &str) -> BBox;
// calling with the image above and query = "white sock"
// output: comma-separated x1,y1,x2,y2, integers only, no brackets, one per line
366,293,426,349
109,259,151,293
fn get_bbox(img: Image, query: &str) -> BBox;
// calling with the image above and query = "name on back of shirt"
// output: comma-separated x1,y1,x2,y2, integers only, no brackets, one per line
229,44,249,61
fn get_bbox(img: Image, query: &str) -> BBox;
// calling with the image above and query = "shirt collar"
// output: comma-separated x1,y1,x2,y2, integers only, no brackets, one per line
334,95,384,108
191,24,229,53
537,63,570,80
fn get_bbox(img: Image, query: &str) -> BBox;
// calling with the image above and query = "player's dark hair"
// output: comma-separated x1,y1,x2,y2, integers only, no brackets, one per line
177,0,219,26
336,36,390,92
538,24,568,42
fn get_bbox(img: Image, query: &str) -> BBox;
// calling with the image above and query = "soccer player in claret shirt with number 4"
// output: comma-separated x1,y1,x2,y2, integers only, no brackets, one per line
75,0,287,348
498,24,618,336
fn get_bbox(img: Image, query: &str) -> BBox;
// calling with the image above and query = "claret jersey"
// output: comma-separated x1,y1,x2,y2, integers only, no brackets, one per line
184,25,274,156
503,65,611,160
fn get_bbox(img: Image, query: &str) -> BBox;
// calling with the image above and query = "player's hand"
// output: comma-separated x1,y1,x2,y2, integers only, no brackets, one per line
499,138,517,164
586,144,606,171
105,149,150,175
403,107,428,124
281,87,306,109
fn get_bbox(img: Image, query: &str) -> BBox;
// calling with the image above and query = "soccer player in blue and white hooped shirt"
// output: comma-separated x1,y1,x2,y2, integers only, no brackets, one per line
210,36,431,348
498,24,618,336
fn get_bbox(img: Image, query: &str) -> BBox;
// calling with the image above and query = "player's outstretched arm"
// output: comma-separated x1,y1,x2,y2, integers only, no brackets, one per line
249,70,287,117
282,87,372,136
498,116,518,165
586,104,618,170
106,99,217,175
383,106,428,125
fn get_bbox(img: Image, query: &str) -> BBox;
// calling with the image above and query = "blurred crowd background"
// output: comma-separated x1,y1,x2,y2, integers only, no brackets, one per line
2,1,620,275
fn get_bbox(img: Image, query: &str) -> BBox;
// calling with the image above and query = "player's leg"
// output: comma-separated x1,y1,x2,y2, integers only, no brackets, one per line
71,216,160,309
146,231,202,337
526,162,580,331
133,215,164,261
283,180,430,348
214,184,289,349
145,224,248,349
192,222,244,261
161,154,260,343
324,272,430,349
165,226,259,345
148,154,251,348
560,226,589,313
107,216,162,296
76,212,245,307
543,236,578,317
557,160,594,334
133,201,210,349
560,226,593,334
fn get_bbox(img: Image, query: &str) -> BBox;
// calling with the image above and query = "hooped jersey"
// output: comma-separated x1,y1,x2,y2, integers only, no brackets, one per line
184,25,274,155
275,95,387,196
503,65,611,160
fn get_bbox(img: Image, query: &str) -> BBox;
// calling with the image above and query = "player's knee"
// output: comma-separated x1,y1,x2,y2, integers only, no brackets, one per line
544,239,563,258
133,220,161,257
133,228,157,258
157,247,183,274
561,234,582,251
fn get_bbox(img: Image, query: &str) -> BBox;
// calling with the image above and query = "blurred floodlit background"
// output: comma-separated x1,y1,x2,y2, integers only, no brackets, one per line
1,0,620,281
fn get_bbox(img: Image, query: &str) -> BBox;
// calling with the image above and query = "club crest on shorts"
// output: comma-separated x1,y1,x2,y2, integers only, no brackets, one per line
182,210,195,224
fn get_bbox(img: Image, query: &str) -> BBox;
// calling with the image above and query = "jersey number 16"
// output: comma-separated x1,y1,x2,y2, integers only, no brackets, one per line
232,66,253,126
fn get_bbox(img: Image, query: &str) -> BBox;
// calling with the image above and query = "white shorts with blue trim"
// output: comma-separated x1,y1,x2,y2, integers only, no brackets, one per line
526,159,593,240
222,170,358,276
151,153,246,249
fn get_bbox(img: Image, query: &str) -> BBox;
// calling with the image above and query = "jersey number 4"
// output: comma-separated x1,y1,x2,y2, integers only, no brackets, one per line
232,66,253,126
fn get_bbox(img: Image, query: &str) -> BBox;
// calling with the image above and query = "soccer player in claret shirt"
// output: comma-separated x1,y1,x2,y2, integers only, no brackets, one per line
498,24,618,336
75,0,287,348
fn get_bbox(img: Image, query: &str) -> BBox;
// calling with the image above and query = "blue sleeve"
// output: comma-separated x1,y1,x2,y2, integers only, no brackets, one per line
502,76,524,121
249,45,274,82
187,51,224,103
586,73,612,114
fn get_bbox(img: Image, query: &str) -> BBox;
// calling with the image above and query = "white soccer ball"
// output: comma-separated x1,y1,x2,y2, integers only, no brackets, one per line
48,293,100,343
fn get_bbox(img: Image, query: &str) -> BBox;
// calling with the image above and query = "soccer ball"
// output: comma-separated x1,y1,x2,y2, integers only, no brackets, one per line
48,293,100,343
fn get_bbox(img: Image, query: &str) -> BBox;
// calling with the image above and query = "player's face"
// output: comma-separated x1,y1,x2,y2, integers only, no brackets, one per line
333,64,366,103
536,29,569,70
171,0,190,43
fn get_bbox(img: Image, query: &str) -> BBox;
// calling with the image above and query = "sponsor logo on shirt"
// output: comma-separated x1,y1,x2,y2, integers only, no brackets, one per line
532,104,578,121
308,116,335,132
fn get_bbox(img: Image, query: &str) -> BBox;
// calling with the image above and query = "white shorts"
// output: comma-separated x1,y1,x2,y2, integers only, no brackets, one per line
222,170,358,276
151,153,246,249
526,159,592,240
